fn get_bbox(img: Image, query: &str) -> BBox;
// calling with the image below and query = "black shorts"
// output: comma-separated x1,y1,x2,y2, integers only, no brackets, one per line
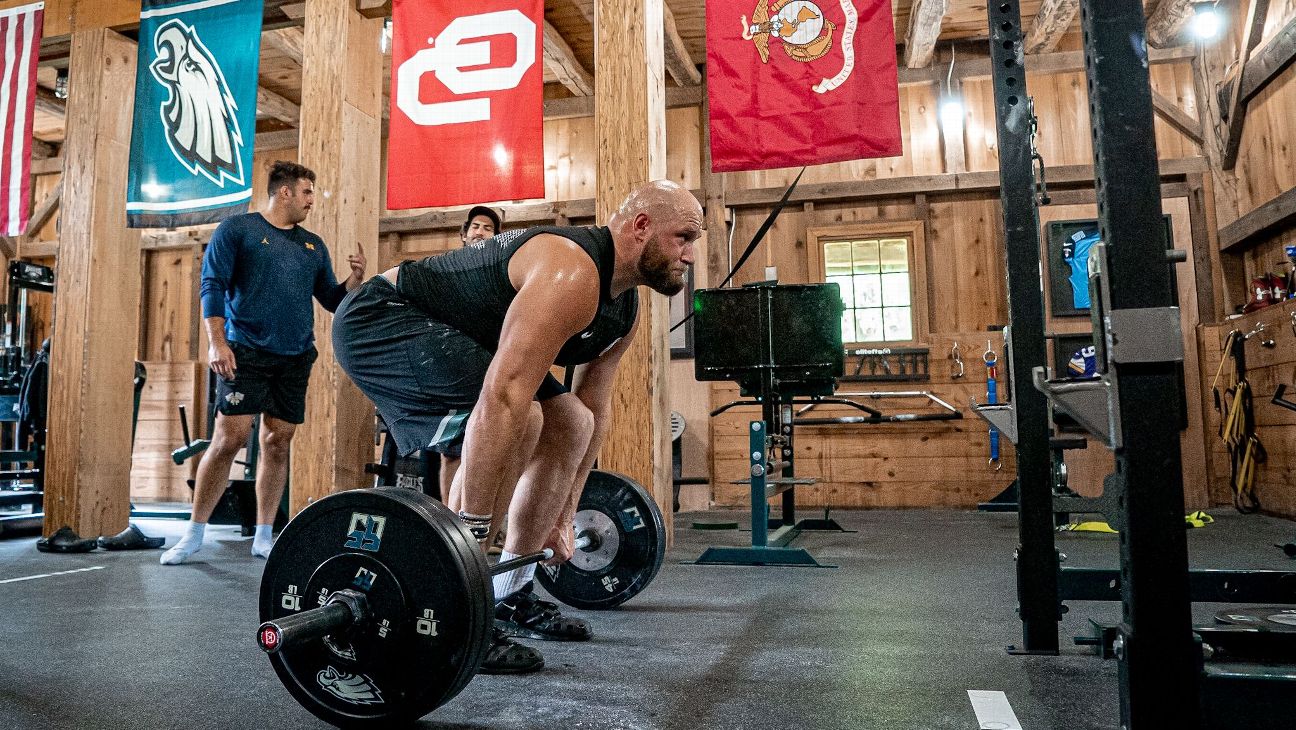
215,342,318,424
333,277,565,458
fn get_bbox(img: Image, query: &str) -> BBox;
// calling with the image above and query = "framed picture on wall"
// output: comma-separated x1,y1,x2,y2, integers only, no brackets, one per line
1045,216,1175,318
670,267,695,359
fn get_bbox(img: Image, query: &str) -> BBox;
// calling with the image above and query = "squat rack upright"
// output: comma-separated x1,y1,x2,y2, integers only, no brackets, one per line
976,2,1296,728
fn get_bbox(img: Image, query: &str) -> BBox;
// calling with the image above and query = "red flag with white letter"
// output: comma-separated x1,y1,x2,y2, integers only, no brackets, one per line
387,0,544,209
705,0,901,172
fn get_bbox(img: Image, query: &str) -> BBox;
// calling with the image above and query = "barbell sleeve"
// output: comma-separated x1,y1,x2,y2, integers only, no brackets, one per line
488,532,596,577
258,600,358,655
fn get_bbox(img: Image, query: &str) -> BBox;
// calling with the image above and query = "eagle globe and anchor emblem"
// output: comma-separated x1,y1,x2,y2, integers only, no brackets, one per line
740,0,860,94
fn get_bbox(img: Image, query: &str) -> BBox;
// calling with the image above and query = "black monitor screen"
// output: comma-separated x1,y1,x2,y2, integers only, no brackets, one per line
693,283,844,382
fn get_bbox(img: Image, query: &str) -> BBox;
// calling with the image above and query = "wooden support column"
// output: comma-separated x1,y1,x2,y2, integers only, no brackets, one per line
44,28,139,538
1220,0,1271,170
594,0,672,537
291,0,383,514
700,75,728,288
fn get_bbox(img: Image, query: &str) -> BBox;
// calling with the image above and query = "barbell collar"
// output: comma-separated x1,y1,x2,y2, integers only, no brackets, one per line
257,589,367,655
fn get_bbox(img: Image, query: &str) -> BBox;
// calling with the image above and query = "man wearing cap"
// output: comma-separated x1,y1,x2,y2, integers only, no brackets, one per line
461,205,501,246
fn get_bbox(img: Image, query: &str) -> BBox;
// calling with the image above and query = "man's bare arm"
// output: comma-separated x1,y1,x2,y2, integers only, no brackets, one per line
455,236,601,523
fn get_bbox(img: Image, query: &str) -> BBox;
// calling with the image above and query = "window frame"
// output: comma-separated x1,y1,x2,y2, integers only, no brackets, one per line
805,220,929,348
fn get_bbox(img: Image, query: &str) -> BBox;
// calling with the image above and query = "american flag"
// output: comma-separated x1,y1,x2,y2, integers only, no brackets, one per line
0,2,42,237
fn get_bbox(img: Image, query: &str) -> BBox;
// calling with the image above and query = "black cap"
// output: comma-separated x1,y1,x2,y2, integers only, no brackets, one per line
463,205,502,234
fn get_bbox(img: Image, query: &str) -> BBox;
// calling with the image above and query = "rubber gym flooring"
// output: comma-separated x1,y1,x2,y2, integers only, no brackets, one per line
1,507,1293,729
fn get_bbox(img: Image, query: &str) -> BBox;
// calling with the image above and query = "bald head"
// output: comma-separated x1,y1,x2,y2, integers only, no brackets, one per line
611,180,701,229
608,180,701,297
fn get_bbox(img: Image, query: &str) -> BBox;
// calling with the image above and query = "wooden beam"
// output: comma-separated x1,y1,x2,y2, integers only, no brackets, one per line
1221,0,1271,170
0,235,13,258
30,137,55,159
1216,15,1296,111
701,72,728,289
1146,0,1195,49
19,238,55,258
958,45,1195,80
23,185,59,237
262,26,305,64
904,0,948,69
543,84,701,119
1152,90,1203,145
1024,0,1080,54
662,3,701,86
595,0,672,538
34,87,64,118
381,199,596,233
31,156,62,175
255,128,299,151
377,160,1209,236
355,0,390,19
256,85,300,125
1218,183,1296,253
724,157,1209,207
45,28,141,539
1186,173,1217,322
141,228,212,250
542,20,594,97
291,0,384,513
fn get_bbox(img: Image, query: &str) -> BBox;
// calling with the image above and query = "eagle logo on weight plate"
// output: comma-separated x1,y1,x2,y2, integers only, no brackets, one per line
317,666,384,705
149,19,246,188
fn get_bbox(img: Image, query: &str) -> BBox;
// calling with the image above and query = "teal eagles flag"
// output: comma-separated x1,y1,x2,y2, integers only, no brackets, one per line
127,0,263,227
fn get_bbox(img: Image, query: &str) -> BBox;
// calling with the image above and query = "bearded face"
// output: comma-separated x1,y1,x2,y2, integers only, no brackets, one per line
638,233,687,296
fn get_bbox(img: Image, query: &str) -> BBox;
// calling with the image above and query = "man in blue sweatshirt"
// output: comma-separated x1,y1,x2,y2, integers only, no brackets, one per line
161,161,366,565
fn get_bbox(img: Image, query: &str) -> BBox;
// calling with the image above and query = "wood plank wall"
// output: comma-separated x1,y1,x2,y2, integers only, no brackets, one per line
1192,2,1296,519
1200,301,1296,518
79,49,1213,512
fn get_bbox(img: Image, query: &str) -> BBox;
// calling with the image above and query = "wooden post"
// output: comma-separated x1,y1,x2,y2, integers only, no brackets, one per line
43,28,139,537
290,0,383,513
700,74,728,288
594,0,672,538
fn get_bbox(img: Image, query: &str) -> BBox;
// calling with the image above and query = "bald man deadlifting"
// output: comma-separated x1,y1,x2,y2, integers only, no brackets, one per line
332,180,700,673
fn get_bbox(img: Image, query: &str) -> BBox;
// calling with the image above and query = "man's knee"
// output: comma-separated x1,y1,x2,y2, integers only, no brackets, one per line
541,396,594,451
260,417,297,459
208,416,252,457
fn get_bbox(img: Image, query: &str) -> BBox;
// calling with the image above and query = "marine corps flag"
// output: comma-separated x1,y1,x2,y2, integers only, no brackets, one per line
705,0,901,172
126,0,263,227
386,0,545,209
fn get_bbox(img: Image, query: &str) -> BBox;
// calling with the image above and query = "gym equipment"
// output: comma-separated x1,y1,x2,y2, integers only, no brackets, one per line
257,473,662,726
536,470,666,608
691,282,844,567
977,2,1296,727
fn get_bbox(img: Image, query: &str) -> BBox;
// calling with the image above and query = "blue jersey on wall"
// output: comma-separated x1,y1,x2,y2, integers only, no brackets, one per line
1062,228,1101,310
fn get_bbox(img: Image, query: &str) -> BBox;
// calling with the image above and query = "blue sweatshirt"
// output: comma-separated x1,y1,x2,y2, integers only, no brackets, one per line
200,213,347,356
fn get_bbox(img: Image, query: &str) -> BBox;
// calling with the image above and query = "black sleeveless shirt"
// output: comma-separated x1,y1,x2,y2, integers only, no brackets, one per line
395,226,639,367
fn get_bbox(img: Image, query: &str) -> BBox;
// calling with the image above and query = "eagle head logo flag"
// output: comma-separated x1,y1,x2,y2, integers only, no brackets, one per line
127,0,262,228
706,0,901,172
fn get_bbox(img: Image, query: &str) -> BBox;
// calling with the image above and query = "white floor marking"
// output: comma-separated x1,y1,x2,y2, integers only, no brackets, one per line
0,565,105,584
968,689,1023,730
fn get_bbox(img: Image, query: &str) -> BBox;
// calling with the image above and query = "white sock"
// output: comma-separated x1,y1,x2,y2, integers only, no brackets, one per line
160,522,206,565
251,524,274,559
493,551,537,603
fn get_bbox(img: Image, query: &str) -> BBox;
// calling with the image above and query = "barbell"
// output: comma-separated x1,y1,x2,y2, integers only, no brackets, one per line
256,470,665,727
